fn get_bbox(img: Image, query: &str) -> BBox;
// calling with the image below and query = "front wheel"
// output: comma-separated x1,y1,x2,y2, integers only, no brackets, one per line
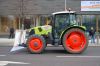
62,28,88,54
26,35,46,54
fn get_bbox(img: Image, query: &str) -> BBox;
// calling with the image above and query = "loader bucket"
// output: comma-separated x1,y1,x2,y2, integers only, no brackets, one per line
10,30,27,52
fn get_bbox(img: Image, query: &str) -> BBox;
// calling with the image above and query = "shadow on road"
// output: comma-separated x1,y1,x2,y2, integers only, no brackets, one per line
9,46,68,54
0,46,88,55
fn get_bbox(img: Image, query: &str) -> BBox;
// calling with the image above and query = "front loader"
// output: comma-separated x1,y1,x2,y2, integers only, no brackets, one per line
11,10,88,54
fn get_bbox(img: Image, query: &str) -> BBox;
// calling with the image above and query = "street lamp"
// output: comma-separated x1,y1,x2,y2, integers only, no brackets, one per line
19,0,24,29
65,0,67,10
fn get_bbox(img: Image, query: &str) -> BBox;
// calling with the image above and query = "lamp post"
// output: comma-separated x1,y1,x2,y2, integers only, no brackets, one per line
19,0,24,29
65,0,67,10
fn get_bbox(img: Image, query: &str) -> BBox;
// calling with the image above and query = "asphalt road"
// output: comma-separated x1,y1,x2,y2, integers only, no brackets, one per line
0,46,100,66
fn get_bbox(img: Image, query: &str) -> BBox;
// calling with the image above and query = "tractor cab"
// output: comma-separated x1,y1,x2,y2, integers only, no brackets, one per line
52,10,77,25
51,11,78,39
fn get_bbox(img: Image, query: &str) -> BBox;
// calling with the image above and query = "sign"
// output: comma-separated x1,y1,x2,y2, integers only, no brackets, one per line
81,1,100,11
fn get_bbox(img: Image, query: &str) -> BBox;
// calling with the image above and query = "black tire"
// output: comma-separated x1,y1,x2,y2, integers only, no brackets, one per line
62,28,88,54
26,35,46,54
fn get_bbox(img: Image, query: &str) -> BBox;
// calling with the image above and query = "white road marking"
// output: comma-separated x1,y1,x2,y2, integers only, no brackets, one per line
0,55,6,56
0,61,30,66
56,56,100,58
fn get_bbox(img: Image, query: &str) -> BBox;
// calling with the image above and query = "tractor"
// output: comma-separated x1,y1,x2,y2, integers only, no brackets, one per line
26,10,88,54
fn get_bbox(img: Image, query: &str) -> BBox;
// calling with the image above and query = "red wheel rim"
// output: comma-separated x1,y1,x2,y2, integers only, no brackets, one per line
65,31,86,52
29,38,43,52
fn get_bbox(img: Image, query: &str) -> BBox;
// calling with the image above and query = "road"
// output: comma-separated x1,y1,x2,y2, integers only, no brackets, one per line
0,46,100,66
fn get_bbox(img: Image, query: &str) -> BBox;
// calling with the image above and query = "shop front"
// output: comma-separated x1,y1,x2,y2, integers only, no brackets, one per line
0,15,20,34
77,15,100,33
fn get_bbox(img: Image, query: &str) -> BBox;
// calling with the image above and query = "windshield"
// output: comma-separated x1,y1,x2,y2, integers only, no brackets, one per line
55,14,77,26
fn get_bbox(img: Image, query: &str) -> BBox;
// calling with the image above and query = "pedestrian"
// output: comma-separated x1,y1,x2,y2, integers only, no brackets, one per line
89,27,95,43
9,27,15,39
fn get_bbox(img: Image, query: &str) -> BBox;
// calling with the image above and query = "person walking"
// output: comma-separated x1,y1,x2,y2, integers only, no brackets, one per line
9,27,15,39
89,27,95,43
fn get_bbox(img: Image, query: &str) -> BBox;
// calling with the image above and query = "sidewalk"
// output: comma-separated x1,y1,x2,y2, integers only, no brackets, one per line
0,38,100,46
89,39,100,46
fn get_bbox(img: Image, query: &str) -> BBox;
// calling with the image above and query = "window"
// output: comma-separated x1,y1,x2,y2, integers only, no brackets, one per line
82,15,96,32
54,13,77,35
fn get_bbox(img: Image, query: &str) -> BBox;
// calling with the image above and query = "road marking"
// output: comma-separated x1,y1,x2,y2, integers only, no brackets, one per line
0,61,30,66
0,55,6,56
56,56,100,58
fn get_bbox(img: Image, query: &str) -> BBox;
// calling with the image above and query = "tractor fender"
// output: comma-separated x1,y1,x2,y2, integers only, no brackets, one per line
60,26,86,40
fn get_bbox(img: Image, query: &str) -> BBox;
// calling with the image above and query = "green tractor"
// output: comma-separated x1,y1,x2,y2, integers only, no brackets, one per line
26,10,88,54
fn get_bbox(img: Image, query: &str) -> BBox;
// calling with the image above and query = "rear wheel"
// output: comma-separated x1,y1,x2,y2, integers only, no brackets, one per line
26,35,46,54
62,28,88,53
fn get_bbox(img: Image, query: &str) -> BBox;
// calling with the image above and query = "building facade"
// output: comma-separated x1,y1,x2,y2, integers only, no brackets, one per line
0,0,100,34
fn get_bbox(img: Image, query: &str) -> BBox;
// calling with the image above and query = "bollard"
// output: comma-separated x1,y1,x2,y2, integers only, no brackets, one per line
97,36,99,44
